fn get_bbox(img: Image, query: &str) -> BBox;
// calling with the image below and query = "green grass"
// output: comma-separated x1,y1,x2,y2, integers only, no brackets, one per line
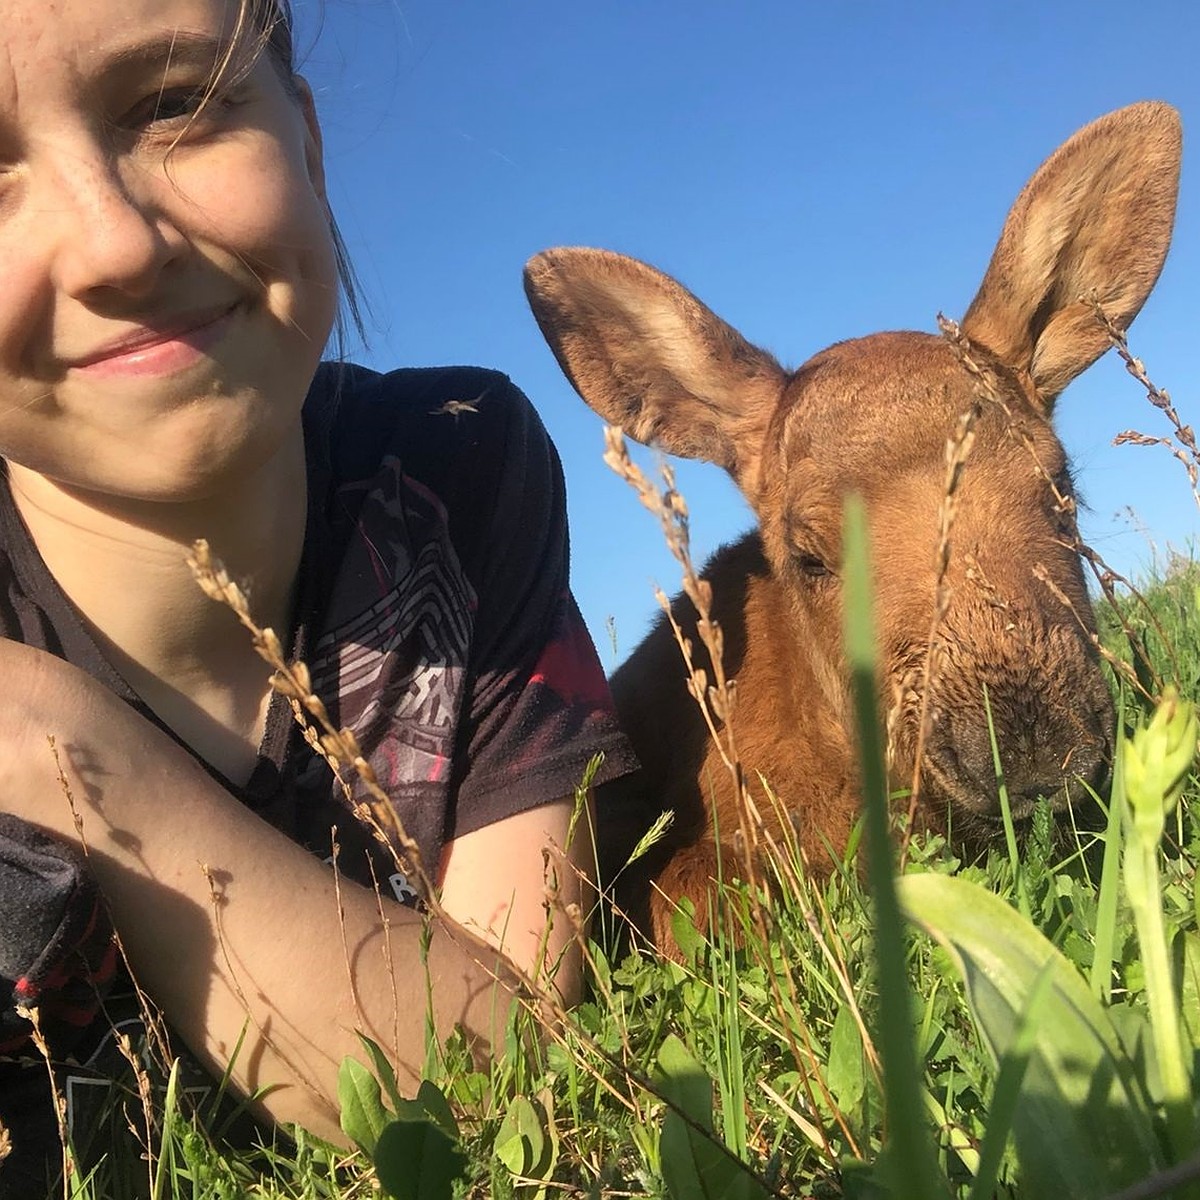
19,554,1199,1199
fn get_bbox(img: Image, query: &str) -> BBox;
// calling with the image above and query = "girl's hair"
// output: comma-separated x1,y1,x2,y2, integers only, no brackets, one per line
242,0,366,353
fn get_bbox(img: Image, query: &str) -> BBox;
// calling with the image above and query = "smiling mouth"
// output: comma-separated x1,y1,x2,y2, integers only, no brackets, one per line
66,303,241,378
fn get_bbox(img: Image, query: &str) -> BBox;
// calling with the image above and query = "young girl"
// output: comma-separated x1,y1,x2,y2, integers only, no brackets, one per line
0,0,636,1189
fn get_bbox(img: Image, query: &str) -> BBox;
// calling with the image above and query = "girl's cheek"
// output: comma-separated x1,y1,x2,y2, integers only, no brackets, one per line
179,126,328,239
0,250,50,376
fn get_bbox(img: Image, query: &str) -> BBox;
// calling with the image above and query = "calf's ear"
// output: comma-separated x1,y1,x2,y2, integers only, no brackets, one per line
962,100,1180,407
524,247,785,489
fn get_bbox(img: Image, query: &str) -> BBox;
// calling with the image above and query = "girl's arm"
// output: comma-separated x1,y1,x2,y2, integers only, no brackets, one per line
1,637,590,1142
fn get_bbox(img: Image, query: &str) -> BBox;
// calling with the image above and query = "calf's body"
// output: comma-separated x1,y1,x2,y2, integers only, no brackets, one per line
525,102,1182,953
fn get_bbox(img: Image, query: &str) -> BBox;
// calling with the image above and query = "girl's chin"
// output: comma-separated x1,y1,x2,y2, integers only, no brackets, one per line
22,418,303,507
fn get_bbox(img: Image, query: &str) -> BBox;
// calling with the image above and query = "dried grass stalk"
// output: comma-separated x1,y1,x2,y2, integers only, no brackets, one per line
186,540,439,910
1088,293,1200,513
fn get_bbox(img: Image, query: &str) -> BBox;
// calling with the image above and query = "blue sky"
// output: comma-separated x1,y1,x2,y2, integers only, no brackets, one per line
293,1,1200,668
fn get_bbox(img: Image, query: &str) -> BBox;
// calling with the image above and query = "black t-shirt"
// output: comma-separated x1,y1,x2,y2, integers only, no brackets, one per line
0,363,637,1194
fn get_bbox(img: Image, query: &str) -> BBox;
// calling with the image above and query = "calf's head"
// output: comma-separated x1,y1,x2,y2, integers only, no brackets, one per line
525,102,1180,841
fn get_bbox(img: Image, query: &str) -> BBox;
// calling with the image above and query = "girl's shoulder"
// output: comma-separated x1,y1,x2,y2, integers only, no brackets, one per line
303,361,554,495
301,361,566,586
307,360,542,441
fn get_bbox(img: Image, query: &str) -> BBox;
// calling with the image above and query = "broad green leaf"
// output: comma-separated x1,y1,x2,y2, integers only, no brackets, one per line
966,963,1052,1200
415,1079,460,1140
656,1035,768,1200
826,1003,866,1116
375,1117,467,1200
657,1034,713,1129
355,1033,403,1113
839,1154,889,1199
1178,929,1200,1050
494,1094,546,1177
899,872,1163,1198
670,898,706,964
337,1056,391,1155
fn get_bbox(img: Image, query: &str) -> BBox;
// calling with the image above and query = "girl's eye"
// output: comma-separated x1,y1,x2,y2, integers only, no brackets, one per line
149,88,207,123
123,83,241,135
125,86,206,128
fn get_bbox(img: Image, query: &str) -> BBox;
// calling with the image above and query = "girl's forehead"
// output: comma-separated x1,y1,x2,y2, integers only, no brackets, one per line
0,0,248,121
0,0,241,76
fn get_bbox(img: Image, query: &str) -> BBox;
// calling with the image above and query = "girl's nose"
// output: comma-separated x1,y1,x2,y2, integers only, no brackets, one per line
47,157,183,302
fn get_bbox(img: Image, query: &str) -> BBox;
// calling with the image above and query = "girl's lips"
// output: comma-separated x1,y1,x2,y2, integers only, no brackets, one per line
69,305,239,379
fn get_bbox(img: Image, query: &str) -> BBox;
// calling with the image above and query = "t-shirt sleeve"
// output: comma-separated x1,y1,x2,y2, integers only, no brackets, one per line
446,377,639,839
304,363,641,879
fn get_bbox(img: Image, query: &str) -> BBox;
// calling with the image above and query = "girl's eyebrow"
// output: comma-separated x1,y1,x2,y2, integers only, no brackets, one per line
98,31,233,79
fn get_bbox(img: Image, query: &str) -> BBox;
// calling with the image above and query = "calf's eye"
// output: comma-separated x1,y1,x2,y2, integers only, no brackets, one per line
794,553,829,578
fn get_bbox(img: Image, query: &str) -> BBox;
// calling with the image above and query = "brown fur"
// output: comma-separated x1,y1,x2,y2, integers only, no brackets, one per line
524,102,1182,955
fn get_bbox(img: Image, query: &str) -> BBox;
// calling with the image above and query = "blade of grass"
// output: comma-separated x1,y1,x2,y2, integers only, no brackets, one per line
842,493,946,1198
713,914,750,1160
982,683,1031,921
1089,702,1125,1003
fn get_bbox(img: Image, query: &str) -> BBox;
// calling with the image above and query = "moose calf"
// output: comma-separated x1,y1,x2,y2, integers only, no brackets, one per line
525,102,1181,954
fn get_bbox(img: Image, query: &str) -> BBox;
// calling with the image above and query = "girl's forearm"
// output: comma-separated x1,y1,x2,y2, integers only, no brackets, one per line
3,641,518,1141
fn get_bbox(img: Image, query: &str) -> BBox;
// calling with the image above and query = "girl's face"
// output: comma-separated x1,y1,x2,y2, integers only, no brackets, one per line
0,0,338,503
